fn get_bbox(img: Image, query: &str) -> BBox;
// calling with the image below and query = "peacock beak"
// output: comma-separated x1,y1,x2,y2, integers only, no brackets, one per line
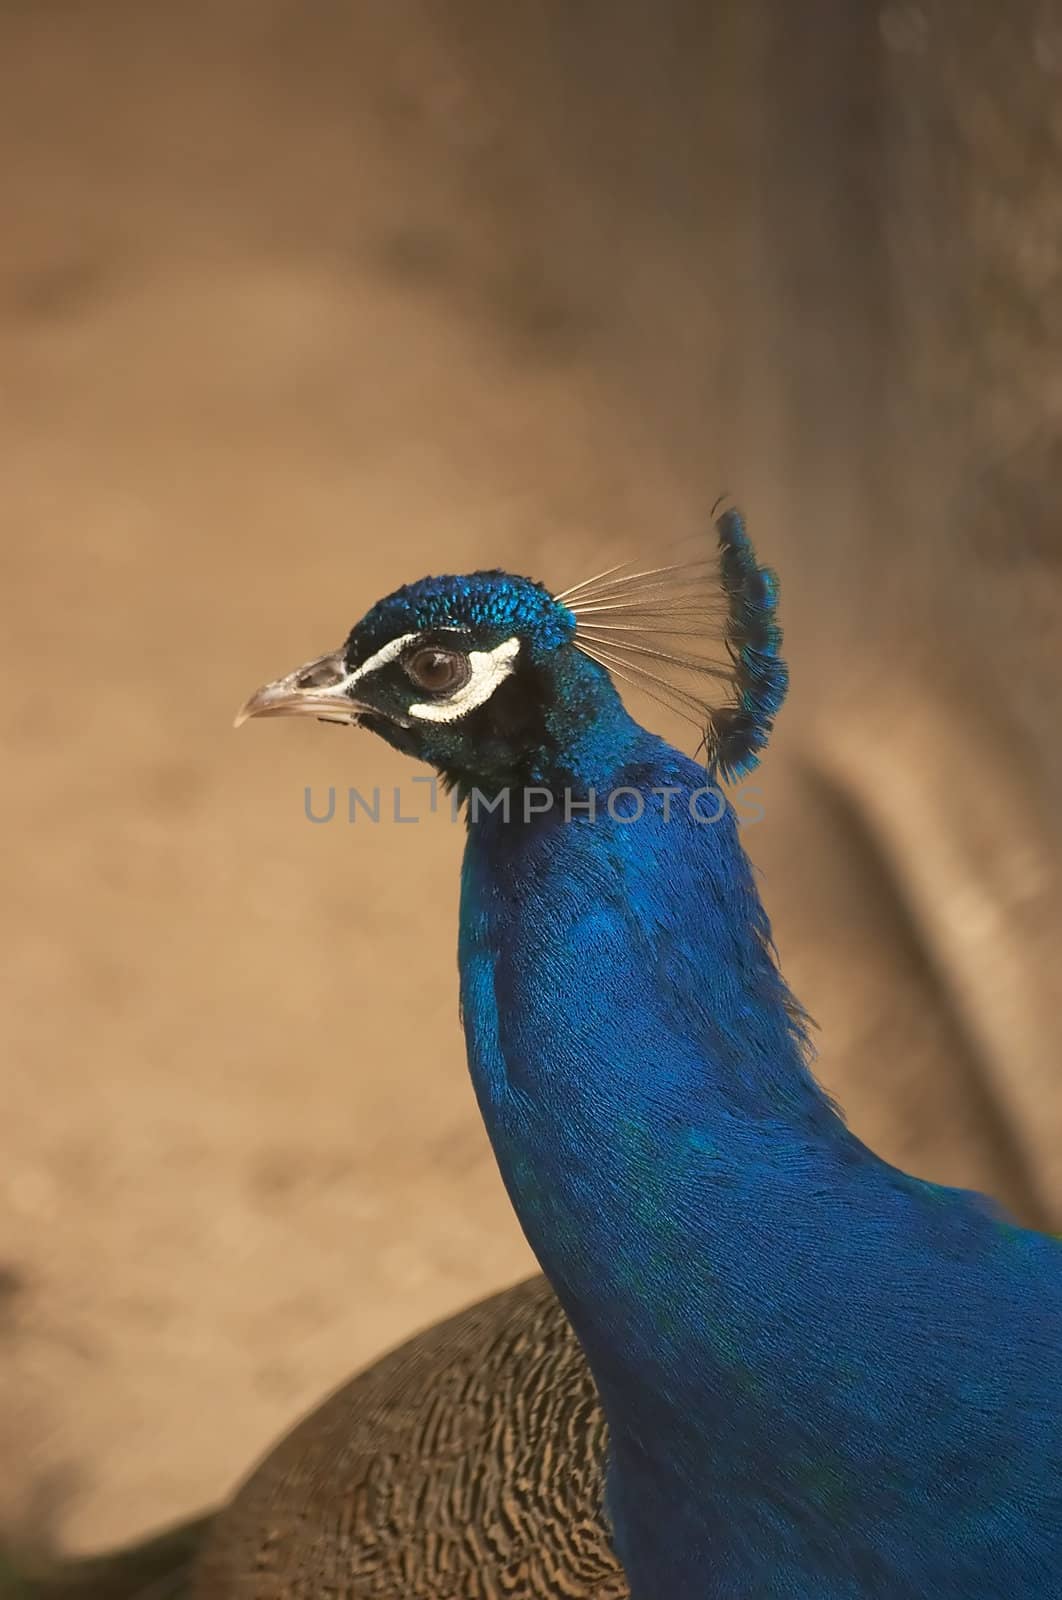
234,648,366,728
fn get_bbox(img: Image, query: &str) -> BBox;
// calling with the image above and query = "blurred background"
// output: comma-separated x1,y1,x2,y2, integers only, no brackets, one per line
2,0,1060,1560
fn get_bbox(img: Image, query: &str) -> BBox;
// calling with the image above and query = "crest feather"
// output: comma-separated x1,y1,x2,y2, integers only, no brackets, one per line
561,507,788,778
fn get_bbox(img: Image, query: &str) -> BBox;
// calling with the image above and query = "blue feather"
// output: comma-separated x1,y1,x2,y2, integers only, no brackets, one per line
709,507,789,779
460,762,1062,1599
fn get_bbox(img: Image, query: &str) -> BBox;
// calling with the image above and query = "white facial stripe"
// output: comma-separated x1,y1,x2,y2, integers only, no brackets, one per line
409,636,521,723
345,632,420,687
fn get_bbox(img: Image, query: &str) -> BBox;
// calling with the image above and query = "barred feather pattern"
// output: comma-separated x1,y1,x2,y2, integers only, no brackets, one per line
561,507,787,780
192,1276,626,1600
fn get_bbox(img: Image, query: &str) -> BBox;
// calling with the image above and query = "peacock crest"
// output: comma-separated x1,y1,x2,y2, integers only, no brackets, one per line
557,506,789,779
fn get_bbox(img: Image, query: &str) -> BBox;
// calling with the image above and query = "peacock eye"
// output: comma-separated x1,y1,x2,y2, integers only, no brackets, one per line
403,646,472,696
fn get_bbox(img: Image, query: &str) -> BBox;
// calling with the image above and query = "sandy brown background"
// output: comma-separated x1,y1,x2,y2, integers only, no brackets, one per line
2,0,1060,1559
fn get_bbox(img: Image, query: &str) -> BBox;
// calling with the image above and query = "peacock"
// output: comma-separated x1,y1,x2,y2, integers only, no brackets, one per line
233,507,1062,1598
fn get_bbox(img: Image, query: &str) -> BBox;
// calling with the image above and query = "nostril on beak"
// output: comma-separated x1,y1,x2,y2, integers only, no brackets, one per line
296,659,347,690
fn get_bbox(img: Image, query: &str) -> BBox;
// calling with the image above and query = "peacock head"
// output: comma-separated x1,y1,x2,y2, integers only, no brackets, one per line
235,510,789,792
234,570,623,792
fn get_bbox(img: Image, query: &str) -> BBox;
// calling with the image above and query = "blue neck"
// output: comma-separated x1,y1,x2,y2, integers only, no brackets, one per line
458,719,840,1589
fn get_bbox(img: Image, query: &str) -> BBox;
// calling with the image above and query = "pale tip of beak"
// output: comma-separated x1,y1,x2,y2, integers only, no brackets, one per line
233,688,272,728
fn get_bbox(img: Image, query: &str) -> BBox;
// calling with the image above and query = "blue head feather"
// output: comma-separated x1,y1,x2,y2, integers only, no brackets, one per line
337,569,625,795
347,569,576,665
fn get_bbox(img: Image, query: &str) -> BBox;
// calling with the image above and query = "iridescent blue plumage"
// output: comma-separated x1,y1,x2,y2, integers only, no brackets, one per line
240,512,1062,1600
348,570,576,665
461,771,1062,1597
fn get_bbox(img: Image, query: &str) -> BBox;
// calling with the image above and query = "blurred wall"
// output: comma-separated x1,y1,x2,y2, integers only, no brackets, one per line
2,0,1059,1555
